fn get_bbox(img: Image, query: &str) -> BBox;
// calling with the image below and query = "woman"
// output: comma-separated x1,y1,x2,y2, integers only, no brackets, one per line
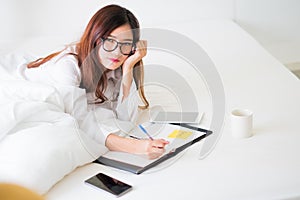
23,4,169,159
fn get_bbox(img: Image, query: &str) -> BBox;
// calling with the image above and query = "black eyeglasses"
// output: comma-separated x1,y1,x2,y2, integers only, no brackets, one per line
101,38,135,55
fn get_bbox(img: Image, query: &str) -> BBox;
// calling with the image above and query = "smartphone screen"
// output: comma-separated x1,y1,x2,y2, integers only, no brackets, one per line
85,173,132,197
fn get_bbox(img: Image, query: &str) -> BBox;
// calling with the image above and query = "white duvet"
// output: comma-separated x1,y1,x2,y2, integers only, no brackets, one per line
0,53,104,194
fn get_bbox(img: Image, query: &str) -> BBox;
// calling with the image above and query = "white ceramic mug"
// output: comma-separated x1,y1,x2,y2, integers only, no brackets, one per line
231,109,253,139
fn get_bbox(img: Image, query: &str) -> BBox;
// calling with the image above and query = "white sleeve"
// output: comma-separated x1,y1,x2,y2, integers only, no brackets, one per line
79,110,120,145
50,58,81,87
22,54,118,146
56,86,120,146
78,79,140,143
115,80,139,122
22,55,81,87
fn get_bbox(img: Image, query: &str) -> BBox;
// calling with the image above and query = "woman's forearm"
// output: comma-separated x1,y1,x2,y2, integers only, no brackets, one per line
121,67,133,101
105,133,169,159
105,133,145,154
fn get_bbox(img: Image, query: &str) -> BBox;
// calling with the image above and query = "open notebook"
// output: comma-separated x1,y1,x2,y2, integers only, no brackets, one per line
95,123,212,174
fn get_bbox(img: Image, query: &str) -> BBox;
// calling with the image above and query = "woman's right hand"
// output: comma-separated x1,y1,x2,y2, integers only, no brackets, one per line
105,134,169,159
139,139,169,159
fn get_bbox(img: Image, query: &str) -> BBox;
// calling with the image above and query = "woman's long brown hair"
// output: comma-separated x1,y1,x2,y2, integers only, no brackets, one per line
27,4,149,109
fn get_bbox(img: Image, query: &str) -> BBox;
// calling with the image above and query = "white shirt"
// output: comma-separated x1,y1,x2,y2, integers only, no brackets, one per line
17,46,139,145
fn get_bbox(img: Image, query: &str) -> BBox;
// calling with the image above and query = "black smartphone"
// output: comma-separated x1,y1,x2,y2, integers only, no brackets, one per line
85,173,132,197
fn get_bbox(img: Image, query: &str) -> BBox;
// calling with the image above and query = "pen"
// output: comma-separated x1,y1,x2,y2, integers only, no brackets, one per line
129,135,141,140
138,124,153,140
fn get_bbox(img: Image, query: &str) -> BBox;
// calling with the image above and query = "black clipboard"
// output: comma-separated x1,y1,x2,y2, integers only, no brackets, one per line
95,124,212,174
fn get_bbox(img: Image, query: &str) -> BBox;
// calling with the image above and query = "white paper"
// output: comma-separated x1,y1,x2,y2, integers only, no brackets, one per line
101,123,205,167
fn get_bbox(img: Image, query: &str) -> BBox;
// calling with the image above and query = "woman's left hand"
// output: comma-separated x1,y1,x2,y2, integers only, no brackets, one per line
122,40,147,72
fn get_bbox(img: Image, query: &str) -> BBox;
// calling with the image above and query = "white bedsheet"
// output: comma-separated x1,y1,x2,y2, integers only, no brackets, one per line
44,19,300,200
1,19,299,199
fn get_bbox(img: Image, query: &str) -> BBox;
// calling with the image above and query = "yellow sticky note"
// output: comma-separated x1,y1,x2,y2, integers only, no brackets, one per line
168,130,192,139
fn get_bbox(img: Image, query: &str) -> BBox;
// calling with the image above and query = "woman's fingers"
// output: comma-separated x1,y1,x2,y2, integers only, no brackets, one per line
136,40,147,50
134,40,147,57
146,139,169,159
151,139,169,148
148,148,164,159
122,40,147,70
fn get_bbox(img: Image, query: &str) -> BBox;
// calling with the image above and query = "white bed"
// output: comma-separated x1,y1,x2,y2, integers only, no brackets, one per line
1,19,300,200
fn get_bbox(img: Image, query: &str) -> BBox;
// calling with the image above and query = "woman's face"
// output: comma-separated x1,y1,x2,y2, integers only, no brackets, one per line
99,24,134,70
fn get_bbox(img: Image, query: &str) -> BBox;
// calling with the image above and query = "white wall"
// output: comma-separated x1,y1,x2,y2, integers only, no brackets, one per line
27,0,235,34
0,0,299,65
235,0,300,65
0,1,27,43
0,0,235,55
